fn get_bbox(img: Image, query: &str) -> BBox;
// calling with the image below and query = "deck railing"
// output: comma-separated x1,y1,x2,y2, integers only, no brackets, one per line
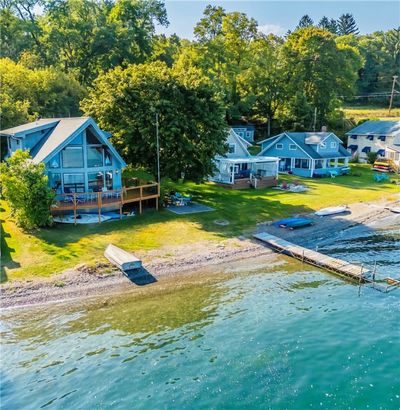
51,182,160,222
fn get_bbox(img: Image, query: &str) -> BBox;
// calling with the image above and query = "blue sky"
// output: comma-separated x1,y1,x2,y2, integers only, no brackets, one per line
156,1,399,38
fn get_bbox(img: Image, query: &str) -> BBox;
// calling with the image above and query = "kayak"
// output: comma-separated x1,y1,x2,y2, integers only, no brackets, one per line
276,217,310,227
286,219,314,229
315,206,348,216
278,217,313,228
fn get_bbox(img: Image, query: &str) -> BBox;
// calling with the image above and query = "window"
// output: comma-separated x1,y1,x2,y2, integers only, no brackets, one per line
105,171,113,190
379,135,386,141
48,153,60,169
329,159,336,167
350,135,357,139
367,135,374,141
88,172,104,192
63,173,84,193
294,158,310,169
48,173,61,192
276,143,283,150
86,128,102,144
314,160,324,169
246,131,251,138
330,142,337,149
104,148,112,166
289,144,297,150
62,146,84,168
228,144,236,154
320,142,326,149
87,146,103,168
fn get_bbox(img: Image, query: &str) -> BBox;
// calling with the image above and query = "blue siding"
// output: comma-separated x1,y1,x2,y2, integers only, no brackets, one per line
262,136,310,159
317,135,340,156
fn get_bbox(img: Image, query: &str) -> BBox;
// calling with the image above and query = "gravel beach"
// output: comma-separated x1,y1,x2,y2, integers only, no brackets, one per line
1,198,399,309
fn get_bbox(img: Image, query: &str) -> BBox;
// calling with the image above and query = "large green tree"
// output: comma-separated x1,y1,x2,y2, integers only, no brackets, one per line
0,150,54,229
337,13,359,36
283,28,362,128
0,58,85,128
238,36,288,136
81,62,227,181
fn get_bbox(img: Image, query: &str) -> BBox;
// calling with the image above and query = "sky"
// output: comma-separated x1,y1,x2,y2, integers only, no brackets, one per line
155,1,400,38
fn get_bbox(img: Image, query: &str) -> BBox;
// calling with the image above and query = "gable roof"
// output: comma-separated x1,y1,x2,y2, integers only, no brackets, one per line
345,120,400,136
259,132,350,159
228,129,251,156
1,117,126,167
0,119,60,137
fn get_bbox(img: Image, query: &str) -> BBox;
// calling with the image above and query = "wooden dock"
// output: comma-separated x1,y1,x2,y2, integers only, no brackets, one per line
253,232,397,293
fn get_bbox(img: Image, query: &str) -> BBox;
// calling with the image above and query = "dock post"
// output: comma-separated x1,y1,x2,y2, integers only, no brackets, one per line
372,261,377,283
302,250,305,262
358,264,364,297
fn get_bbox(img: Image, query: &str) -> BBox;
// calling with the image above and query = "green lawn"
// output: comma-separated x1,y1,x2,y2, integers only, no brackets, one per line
1,165,399,282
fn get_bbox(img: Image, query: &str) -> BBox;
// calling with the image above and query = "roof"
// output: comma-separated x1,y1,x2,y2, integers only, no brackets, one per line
0,119,60,136
215,156,278,164
33,118,89,163
345,120,400,136
259,132,351,159
2,117,126,167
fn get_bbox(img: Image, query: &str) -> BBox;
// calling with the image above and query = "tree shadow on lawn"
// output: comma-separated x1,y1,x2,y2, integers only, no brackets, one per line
1,217,20,283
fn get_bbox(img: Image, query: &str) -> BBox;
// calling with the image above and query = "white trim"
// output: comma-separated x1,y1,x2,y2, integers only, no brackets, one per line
289,144,297,150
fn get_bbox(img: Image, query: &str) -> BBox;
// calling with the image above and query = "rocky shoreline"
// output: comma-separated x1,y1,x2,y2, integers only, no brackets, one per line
1,198,399,309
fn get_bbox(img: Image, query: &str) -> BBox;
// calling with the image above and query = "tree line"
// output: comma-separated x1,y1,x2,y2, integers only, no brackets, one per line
1,1,399,182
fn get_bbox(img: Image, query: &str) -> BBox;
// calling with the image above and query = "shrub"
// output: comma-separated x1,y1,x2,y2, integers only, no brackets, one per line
366,151,378,164
0,150,55,229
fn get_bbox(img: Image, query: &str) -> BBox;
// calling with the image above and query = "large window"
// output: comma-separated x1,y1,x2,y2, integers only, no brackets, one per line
228,144,236,154
48,173,62,192
62,146,84,168
63,173,84,193
294,158,310,169
104,148,112,166
87,146,103,167
88,172,104,192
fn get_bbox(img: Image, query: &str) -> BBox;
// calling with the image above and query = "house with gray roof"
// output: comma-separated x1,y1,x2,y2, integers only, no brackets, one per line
210,129,279,189
258,132,351,178
346,120,400,165
1,117,126,194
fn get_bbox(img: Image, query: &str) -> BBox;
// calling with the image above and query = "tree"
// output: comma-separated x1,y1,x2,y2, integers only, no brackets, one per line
0,58,85,128
283,28,362,128
150,34,181,67
238,36,288,136
193,5,225,42
337,13,359,36
318,16,337,34
0,150,54,229
81,62,227,181
297,15,314,29
366,151,378,164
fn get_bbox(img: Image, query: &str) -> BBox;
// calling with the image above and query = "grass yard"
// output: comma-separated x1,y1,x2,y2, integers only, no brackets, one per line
343,106,400,122
1,165,399,282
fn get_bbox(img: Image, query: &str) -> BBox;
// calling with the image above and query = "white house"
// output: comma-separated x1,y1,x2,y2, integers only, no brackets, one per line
346,120,400,166
210,129,279,189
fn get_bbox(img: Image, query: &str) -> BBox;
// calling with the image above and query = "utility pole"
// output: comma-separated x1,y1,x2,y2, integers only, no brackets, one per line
389,75,398,115
312,107,317,132
155,112,160,184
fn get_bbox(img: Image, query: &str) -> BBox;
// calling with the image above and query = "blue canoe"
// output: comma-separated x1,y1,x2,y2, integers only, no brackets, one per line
274,217,305,226
286,219,314,229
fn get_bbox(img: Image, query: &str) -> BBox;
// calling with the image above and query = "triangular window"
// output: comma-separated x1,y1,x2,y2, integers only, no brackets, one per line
86,127,102,145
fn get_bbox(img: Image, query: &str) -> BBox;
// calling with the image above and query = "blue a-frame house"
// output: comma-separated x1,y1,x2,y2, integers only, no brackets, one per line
1,117,127,194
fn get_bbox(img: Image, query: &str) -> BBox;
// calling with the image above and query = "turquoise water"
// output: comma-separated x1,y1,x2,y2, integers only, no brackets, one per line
1,229,399,409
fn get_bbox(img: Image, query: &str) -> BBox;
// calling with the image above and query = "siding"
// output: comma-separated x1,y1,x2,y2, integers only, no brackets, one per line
262,135,310,159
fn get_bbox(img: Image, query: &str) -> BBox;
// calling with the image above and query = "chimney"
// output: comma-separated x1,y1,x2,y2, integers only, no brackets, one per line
321,125,327,132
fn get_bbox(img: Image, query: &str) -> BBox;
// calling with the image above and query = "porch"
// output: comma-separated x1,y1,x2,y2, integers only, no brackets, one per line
211,157,279,189
51,183,160,223
277,157,350,178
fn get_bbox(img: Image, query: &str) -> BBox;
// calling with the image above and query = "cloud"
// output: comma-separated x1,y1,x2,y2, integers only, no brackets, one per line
258,23,285,36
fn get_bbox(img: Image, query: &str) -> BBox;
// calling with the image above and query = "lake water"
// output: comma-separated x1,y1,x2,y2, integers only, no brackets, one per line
1,227,399,409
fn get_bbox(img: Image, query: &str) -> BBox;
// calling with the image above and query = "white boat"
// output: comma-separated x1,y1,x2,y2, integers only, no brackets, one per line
315,206,348,216
53,214,112,224
389,207,400,214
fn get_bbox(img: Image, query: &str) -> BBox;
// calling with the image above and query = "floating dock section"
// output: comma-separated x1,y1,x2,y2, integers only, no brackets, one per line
254,232,397,293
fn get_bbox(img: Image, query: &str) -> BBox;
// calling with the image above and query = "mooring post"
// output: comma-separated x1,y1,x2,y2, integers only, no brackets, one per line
372,261,377,283
302,250,305,262
358,264,364,297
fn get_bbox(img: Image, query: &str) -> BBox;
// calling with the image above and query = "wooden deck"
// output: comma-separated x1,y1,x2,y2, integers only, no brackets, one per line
253,232,397,293
51,183,160,223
